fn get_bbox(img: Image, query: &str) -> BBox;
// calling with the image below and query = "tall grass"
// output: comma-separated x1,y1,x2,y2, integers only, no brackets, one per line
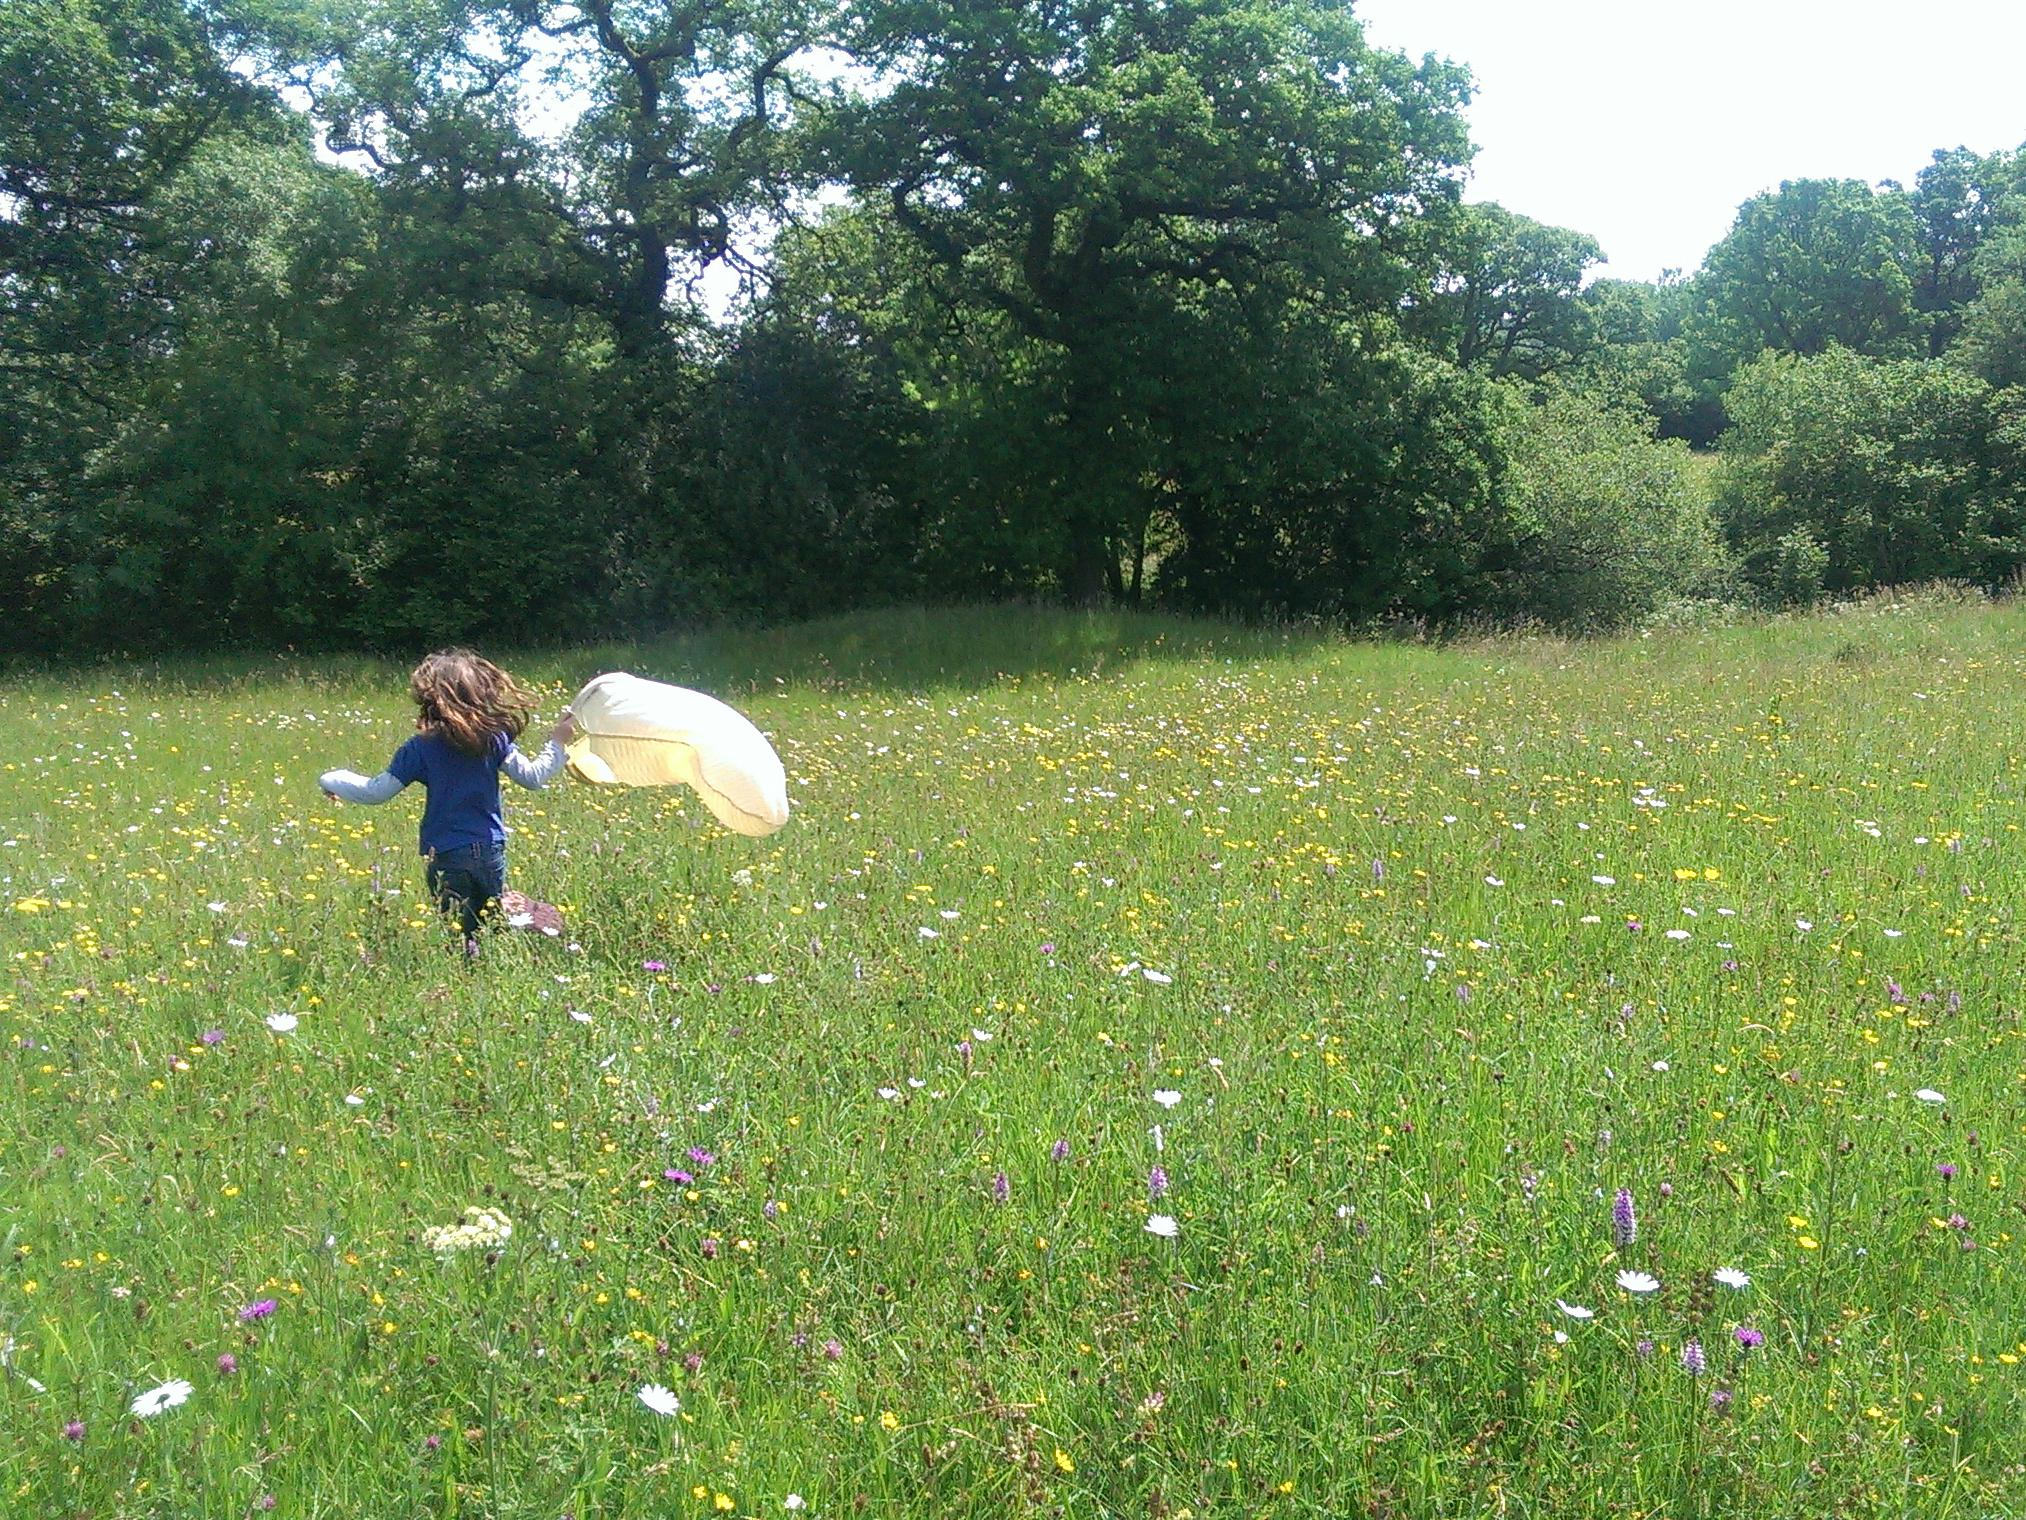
1,599,2021,1517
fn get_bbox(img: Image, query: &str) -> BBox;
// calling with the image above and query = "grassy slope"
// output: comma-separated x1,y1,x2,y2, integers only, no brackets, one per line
2,597,2023,1518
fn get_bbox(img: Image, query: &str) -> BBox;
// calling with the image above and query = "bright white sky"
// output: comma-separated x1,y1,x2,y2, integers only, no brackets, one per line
1353,0,2026,282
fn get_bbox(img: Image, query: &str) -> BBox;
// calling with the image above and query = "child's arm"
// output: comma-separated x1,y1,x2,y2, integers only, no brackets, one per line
502,711,576,792
320,768,406,804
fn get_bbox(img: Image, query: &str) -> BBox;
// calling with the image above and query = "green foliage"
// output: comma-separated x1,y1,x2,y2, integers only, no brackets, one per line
1906,145,2024,356
1675,179,1926,439
1407,202,1603,381
0,0,268,642
8,0,2026,652
1717,348,2026,599
1572,277,1725,444
1158,339,1513,622
1954,223,2026,389
827,0,1475,602
1758,527,1831,608
1688,179,1924,369
1490,389,1727,631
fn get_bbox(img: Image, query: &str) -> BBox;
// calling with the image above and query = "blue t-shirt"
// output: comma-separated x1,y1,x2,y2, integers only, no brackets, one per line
388,731,511,856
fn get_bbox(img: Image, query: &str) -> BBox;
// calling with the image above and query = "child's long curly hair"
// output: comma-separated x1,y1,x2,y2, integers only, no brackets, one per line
408,650,536,757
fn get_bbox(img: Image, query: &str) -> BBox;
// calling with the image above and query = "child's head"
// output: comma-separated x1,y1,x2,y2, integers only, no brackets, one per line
408,650,535,756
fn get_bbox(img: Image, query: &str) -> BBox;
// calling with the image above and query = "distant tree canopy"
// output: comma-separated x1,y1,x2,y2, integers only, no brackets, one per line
4,0,2025,654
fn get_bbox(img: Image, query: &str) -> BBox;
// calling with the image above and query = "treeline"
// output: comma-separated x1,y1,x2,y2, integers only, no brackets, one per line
5,0,2026,654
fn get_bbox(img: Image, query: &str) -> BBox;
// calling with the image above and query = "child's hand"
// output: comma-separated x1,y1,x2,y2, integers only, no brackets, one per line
551,710,578,746
323,790,341,803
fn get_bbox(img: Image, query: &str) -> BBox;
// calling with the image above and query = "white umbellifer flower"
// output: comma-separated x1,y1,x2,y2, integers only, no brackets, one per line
569,1009,593,1024
264,1012,298,1034
1151,1090,1182,1109
637,1383,681,1417
1651,1060,1670,1072
1144,1214,1178,1239
343,1094,364,1107
130,1378,194,1418
1484,875,1504,887
1664,929,1690,940
1795,919,1813,932
784,1497,806,1512
1713,1267,1751,1290
876,1087,899,1101
1915,1089,1946,1104
421,1206,513,1258
970,1028,993,1042
917,927,939,939
1141,968,1173,984
1615,1270,1661,1294
1591,875,1615,886
1555,1300,1596,1320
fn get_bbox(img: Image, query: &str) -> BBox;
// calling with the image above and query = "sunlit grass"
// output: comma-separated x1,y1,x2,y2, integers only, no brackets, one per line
2,593,2022,1517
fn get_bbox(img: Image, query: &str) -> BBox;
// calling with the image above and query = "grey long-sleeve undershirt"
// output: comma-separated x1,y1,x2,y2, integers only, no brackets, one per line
319,738,567,803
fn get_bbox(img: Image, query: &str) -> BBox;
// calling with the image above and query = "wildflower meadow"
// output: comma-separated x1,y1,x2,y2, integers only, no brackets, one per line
2,597,2023,1518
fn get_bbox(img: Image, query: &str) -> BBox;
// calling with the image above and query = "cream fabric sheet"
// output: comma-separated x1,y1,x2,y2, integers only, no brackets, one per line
564,672,790,837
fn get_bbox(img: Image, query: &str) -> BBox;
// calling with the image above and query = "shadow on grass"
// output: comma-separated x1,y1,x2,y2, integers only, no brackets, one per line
545,604,1339,697
2,603,1341,699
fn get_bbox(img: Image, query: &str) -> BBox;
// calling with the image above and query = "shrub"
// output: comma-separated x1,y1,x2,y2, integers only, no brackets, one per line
1718,348,2026,602
1489,388,1729,632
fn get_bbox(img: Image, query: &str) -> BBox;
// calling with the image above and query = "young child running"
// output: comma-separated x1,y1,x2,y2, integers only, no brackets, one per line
319,651,576,952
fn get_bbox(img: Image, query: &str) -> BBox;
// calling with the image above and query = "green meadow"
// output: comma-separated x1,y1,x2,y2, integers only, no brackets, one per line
2,597,2023,1518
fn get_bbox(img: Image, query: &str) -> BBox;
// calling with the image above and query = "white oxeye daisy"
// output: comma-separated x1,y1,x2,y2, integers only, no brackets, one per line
1151,1090,1182,1109
1713,1267,1751,1290
264,1013,298,1034
130,1378,194,1418
637,1383,681,1417
1144,1214,1178,1239
1555,1300,1596,1320
1615,1270,1661,1294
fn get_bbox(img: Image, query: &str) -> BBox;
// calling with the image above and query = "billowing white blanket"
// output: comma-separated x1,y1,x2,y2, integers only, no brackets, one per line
564,672,790,838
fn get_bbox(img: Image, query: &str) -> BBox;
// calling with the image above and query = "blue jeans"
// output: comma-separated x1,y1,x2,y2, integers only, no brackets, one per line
426,842,507,937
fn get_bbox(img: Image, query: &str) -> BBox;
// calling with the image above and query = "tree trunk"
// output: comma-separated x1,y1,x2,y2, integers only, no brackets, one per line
1065,525,1110,608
